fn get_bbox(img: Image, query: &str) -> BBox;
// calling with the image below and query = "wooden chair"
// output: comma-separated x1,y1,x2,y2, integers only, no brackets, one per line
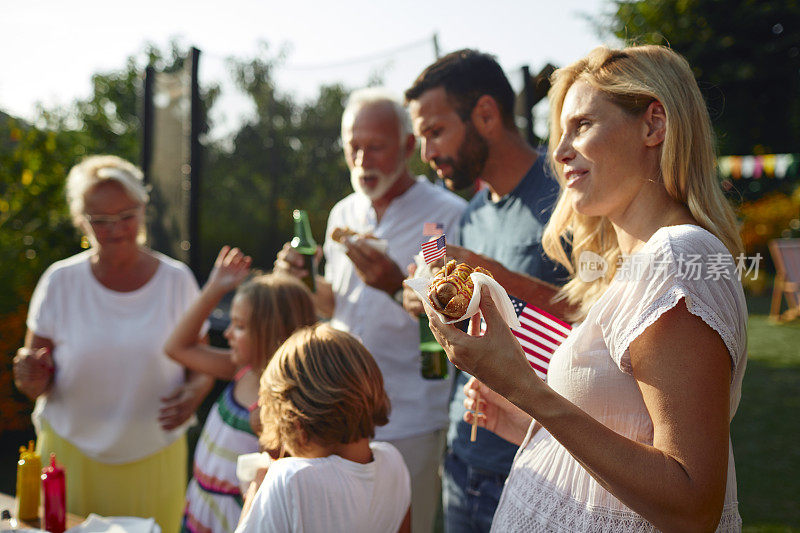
769,239,800,322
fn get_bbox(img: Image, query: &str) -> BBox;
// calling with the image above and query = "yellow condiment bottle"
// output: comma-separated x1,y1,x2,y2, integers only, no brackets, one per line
16,440,41,521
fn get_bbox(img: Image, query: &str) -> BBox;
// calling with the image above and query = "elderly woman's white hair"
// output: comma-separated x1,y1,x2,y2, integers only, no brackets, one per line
66,155,149,225
341,87,414,140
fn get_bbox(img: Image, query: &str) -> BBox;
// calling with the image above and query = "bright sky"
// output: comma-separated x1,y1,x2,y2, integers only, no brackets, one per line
2,0,616,137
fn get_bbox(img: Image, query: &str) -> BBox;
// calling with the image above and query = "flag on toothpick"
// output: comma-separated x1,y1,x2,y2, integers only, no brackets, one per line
423,222,445,236
421,235,447,265
481,295,571,380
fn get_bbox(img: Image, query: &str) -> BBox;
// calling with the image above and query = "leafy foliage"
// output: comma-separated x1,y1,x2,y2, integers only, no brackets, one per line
0,114,82,430
0,41,357,430
198,49,350,276
606,0,800,155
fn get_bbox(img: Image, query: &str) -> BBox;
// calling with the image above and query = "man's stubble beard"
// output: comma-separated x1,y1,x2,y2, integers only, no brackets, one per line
442,122,489,191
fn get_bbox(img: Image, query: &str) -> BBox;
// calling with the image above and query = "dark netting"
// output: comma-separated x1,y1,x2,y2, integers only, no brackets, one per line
146,62,192,265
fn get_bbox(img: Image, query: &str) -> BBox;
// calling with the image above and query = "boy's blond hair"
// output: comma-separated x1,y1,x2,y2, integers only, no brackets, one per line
259,324,390,454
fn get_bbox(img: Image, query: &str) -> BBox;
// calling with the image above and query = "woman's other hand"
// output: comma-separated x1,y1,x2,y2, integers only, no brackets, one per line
13,346,54,400
463,377,533,446
206,246,252,295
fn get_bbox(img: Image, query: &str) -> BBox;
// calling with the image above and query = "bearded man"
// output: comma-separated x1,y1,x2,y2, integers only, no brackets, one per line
275,87,466,533
404,50,571,533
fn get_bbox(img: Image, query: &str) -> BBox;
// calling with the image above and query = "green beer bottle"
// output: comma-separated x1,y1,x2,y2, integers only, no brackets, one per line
291,209,317,292
419,313,448,379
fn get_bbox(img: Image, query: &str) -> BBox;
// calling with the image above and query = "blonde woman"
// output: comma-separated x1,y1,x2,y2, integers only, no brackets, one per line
236,324,411,533
13,155,213,533
426,45,746,531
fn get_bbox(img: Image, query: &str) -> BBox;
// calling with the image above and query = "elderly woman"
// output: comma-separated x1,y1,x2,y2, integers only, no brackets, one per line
13,155,212,533
427,45,746,531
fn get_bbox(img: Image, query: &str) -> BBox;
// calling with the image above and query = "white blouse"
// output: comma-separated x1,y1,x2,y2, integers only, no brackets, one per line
493,225,746,532
27,251,201,463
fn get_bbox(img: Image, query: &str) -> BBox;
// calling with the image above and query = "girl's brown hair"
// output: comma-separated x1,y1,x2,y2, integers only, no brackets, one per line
235,272,317,372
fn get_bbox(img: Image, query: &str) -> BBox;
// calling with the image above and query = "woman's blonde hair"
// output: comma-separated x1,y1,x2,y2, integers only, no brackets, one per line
66,155,149,244
235,272,318,373
258,323,390,454
542,45,743,320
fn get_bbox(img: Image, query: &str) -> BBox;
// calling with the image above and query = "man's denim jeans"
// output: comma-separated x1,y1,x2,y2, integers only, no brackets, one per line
442,451,506,533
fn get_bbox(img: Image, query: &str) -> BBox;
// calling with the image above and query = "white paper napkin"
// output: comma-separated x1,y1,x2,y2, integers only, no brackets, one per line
236,452,274,485
66,514,158,533
337,235,389,254
404,271,521,328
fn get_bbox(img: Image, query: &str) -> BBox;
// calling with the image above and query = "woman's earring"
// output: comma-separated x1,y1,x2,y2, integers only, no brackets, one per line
81,235,90,249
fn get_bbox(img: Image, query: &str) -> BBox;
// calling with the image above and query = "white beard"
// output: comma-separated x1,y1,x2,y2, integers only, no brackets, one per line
350,159,406,201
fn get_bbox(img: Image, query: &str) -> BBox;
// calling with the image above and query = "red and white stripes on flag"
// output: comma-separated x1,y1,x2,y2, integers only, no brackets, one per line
481,295,571,380
421,235,447,264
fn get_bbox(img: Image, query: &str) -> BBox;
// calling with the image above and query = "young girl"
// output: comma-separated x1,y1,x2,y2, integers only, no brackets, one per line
164,246,317,533
235,324,411,533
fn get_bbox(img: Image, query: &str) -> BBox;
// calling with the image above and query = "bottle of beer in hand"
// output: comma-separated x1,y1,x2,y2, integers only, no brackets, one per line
291,209,317,293
419,314,448,379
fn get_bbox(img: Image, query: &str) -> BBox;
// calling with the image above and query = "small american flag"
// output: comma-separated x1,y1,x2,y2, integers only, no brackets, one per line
423,222,444,236
421,235,447,264
481,295,571,380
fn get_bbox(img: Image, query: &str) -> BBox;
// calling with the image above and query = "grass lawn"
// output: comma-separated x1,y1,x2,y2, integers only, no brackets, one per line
734,310,800,532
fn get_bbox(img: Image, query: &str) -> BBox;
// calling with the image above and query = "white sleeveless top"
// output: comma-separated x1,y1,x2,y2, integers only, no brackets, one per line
493,225,746,532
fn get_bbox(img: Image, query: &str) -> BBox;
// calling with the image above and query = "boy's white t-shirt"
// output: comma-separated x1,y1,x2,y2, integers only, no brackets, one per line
27,250,202,463
236,441,411,533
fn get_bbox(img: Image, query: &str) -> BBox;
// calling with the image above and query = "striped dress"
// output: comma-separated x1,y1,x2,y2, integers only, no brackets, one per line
182,370,259,533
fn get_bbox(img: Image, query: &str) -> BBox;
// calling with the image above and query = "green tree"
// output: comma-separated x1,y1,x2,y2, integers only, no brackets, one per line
200,46,350,274
606,0,800,155
1,39,409,432
0,114,82,429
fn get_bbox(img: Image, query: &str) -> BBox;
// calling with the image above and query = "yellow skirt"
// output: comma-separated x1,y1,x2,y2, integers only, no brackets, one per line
37,419,187,533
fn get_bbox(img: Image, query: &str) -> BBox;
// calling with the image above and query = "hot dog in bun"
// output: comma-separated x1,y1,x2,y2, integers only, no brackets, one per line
427,260,492,319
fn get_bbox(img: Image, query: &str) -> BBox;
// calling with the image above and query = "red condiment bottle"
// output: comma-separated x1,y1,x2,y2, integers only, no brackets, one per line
41,453,66,533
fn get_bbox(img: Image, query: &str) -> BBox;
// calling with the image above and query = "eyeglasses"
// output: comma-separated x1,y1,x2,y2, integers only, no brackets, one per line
83,207,142,228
